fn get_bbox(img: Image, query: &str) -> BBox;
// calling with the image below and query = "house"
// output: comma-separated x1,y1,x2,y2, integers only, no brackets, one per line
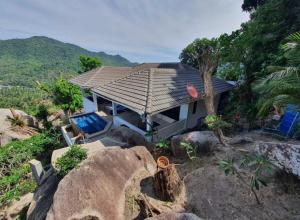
66,63,233,144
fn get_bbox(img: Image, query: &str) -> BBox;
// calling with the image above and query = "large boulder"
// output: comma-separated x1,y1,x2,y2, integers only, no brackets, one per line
171,131,219,157
106,126,146,147
46,146,156,220
0,108,38,146
3,193,33,220
256,142,300,178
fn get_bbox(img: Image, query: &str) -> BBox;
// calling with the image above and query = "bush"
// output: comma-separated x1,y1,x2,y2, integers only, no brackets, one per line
0,131,63,207
56,145,87,177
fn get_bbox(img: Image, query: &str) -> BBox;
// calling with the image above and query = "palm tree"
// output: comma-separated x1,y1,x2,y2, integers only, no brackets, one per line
256,31,300,117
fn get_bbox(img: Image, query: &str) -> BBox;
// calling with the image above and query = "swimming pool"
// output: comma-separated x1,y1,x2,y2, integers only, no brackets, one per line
70,112,107,135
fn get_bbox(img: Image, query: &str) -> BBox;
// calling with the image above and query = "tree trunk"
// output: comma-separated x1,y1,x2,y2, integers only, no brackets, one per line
153,164,182,202
202,69,227,146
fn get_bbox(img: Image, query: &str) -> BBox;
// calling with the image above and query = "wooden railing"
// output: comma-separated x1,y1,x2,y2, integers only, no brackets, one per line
153,119,186,142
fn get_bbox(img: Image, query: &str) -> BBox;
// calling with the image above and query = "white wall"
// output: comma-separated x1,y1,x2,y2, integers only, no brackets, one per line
83,97,96,113
113,116,146,136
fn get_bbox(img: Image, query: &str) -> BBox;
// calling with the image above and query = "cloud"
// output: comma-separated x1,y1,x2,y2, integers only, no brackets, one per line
0,0,249,62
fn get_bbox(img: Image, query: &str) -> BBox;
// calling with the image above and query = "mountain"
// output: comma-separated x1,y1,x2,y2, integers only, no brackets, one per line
0,36,134,86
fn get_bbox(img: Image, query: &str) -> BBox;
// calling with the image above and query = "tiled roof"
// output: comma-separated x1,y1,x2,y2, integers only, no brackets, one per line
80,63,235,115
69,66,132,89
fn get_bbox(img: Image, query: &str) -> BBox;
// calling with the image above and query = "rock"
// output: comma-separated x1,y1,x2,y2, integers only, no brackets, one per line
146,212,203,220
46,146,156,220
0,108,38,146
4,193,33,220
107,126,146,147
171,131,219,157
27,172,60,220
256,142,300,178
228,136,254,145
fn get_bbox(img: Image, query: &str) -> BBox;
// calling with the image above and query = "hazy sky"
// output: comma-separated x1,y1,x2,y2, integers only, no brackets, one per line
0,0,249,62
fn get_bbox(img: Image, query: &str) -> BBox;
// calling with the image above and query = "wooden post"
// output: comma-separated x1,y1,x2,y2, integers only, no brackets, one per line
153,164,182,202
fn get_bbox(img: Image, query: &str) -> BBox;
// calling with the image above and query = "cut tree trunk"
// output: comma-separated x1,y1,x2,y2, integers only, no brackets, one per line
153,164,182,202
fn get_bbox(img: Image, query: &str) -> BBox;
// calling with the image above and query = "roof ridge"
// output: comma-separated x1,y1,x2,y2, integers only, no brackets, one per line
145,68,153,114
93,69,146,89
85,66,104,86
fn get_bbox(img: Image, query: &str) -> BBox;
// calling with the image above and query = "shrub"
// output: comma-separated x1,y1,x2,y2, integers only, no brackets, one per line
156,139,170,150
180,142,197,160
204,114,231,130
219,154,273,204
56,145,87,177
0,131,63,207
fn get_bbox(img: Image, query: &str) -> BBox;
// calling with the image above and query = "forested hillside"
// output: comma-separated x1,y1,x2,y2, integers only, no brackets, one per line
0,36,134,86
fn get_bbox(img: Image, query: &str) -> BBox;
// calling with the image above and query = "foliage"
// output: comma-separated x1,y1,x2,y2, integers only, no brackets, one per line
40,78,83,113
242,0,266,12
255,31,300,117
79,55,102,72
0,36,133,87
55,145,87,177
0,87,50,116
156,139,170,149
219,154,273,204
204,114,231,130
181,0,300,121
180,142,197,160
179,38,219,70
0,131,63,207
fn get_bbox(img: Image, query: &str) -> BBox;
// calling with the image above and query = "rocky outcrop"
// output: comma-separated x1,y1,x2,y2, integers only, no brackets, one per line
27,173,60,220
256,142,300,178
171,131,219,157
3,193,33,220
46,146,156,220
146,212,203,220
0,108,37,145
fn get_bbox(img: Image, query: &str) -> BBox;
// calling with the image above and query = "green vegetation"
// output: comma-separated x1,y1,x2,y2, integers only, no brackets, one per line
220,154,273,204
255,32,300,117
180,142,197,160
79,55,102,72
0,87,50,116
39,78,83,114
156,139,170,149
0,36,134,87
0,131,63,207
55,145,87,177
180,0,300,122
204,115,231,130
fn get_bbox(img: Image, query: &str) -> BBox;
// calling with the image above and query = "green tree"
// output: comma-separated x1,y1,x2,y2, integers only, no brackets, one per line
180,38,228,145
255,32,300,117
242,0,266,12
39,78,82,114
79,55,102,72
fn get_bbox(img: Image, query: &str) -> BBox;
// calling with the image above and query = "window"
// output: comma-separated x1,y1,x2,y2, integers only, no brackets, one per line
192,101,197,114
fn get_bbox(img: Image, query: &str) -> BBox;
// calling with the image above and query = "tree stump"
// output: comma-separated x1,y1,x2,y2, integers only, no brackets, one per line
153,164,182,201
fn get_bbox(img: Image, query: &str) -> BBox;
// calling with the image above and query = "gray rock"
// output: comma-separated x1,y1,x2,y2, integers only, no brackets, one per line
46,146,156,220
146,212,203,220
27,171,60,220
171,131,219,157
256,141,300,178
